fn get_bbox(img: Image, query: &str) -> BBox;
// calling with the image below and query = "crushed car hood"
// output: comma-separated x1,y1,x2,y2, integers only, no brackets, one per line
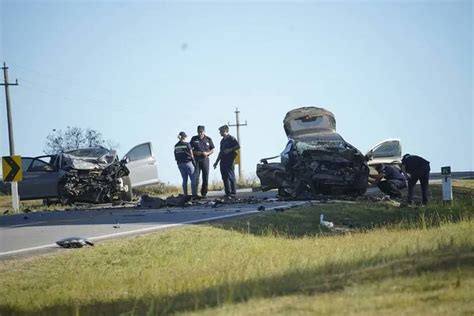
61,147,118,170
283,107,336,138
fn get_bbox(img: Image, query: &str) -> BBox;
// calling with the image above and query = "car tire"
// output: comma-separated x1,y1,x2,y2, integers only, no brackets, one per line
121,176,133,202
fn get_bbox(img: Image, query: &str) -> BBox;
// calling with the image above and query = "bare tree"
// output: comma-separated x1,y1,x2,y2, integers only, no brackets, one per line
44,126,119,154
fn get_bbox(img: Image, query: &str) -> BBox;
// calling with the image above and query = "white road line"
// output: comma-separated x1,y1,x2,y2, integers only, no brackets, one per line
9,221,48,228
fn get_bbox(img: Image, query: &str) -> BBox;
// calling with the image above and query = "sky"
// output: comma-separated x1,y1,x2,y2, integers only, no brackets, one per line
0,0,472,185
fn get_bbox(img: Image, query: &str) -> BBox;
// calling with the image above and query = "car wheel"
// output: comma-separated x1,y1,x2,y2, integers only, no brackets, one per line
120,176,133,202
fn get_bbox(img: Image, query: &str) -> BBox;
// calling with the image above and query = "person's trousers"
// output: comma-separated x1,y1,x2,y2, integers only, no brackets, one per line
378,179,406,198
194,158,210,196
177,162,197,196
220,162,236,196
408,165,430,205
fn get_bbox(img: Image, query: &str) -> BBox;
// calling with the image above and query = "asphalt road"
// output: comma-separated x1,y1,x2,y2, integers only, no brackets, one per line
0,190,307,259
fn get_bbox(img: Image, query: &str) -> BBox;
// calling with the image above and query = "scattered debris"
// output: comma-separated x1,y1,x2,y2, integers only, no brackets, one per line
3,210,9,215
56,237,94,248
140,194,166,208
320,214,334,228
257,205,266,211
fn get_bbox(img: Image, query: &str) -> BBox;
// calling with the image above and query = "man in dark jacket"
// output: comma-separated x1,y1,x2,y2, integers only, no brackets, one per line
401,154,431,205
213,125,240,198
369,164,407,199
190,125,215,198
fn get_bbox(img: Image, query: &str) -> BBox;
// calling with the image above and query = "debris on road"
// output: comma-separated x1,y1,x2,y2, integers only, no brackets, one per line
257,205,266,211
56,237,94,248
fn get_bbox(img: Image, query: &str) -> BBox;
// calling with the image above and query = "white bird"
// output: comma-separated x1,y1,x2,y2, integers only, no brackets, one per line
320,214,334,228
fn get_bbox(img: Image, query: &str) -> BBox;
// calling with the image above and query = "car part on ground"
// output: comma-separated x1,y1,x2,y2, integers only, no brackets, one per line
56,237,94,248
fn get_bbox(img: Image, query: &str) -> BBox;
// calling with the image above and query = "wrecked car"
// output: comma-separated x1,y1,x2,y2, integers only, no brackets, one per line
18,142,159,204
257,107,370,197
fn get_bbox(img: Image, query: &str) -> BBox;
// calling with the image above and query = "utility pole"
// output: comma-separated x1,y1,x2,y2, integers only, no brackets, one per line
228,107,247,181
1,62,20,212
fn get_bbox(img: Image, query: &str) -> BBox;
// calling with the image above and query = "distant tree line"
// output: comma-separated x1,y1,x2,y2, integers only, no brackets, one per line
44,126,119,154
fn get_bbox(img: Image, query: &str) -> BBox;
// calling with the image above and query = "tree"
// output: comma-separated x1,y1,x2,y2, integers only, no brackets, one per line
44,126,119,154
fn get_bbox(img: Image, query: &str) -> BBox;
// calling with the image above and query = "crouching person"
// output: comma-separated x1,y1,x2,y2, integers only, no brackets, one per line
369,164,406,199
174,131,197,197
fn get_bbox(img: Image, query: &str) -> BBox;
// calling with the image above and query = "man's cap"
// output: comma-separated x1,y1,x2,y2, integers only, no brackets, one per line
178,131,187,138
218,125,229,131
402,154,411,160
197,125,205,132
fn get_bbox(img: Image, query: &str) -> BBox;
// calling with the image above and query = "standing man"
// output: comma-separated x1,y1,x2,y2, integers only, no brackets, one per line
401,154,431,205
369,163,406,199
174,131,197,197
190,125,215,198
213,125,240,198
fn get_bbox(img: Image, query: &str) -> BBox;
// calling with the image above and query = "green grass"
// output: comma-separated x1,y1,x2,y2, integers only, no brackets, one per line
0,183,472,315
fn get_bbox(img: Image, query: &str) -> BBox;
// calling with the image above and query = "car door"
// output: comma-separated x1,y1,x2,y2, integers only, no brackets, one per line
18,156,60,200
366,139,402,175
123,142,159,187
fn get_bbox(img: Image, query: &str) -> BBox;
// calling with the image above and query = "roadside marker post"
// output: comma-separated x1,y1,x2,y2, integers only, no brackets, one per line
2,155,22,212
441,166,452,203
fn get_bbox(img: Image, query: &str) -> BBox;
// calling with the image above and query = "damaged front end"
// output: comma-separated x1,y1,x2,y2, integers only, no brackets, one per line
257,106,369,198
257,142,369,198
58,148,130,204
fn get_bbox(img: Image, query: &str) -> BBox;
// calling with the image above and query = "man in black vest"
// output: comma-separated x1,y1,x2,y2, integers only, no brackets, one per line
190,125,215,198
213,125,240,198
401,154,431,205
174,131,197,197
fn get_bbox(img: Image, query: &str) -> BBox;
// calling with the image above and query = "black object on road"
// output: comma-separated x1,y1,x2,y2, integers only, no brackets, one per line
56,237,94,248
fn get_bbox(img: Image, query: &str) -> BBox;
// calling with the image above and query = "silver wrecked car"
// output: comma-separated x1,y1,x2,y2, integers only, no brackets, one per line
257,107,370,197
18,142,159,204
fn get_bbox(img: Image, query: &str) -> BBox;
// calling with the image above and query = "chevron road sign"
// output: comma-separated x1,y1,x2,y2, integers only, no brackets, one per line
2,155,22,182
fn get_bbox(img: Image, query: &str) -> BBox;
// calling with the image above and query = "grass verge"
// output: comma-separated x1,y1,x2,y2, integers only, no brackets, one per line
0,183,472,315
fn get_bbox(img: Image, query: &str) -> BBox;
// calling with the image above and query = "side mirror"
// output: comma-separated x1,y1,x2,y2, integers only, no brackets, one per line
121,156,130,164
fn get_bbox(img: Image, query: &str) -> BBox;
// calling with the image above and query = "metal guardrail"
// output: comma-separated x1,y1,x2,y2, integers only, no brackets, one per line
429,171,474,180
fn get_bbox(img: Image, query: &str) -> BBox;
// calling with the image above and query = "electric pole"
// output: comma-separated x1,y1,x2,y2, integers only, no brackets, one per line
1,62,20,212
228,107,247,181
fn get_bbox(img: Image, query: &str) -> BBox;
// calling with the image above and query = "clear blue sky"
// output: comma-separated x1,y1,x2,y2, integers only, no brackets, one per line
1,0,472,185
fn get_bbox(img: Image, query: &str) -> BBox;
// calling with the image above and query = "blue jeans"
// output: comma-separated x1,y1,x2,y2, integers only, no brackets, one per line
178,162,197,196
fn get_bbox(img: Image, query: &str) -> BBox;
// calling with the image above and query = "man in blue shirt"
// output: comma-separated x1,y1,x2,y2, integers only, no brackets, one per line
213,125,240,198
190,125,215,198
369,164,407,199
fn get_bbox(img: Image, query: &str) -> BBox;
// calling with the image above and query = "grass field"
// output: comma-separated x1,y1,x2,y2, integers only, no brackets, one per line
0,181,472,315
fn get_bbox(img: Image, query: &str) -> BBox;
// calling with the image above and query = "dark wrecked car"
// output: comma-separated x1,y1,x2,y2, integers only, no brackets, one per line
18,142,159,204
257,107,370,197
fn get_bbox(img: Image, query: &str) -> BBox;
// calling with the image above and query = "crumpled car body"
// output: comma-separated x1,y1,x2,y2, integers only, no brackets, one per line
257,107,369,197
18,142,159,204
